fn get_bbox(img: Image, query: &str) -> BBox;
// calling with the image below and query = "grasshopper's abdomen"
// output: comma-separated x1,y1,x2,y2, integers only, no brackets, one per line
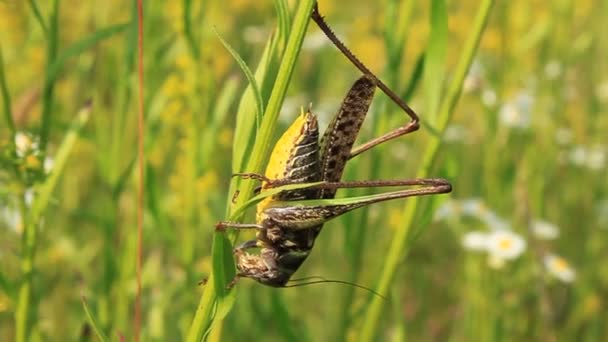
236,111,323,287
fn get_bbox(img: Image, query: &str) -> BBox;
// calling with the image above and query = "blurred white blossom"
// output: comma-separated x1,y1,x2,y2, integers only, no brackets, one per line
498,91,534,129
531,220,560,240
544,254,576,283
483,213,510,231
544,60,562,80
1,206,22,233
462,231,488,252
595,80,608,103
464,61,483,93
461,198,485,216
481,89,497,107
486,229,526,260
44,157,55,174
568,145,606,170
15,132,39,157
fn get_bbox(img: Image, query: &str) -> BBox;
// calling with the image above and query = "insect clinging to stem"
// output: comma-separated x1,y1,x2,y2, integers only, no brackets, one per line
215,3,452,288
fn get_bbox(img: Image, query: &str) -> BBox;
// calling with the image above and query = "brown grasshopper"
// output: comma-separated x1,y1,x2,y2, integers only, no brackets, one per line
215,3,452,287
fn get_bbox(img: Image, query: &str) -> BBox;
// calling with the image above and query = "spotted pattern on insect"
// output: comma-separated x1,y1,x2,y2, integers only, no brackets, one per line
230,77,379,287
319,75,376,199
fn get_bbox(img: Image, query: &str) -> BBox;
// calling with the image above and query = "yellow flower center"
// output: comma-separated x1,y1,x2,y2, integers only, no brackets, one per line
498,238,512,250
553,257,568,271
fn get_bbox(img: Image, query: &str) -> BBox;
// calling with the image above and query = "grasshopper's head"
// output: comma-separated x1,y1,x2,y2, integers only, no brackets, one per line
235,248,291,287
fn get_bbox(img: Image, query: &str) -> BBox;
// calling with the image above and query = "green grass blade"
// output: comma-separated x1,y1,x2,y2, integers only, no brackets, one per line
213,27,264,131
231,35,277,174
273,0,291,47
81,296,110,342
15,103,91,342
27,0,48,35
186,1,314,340
29,103,92,222
38,0,59,152
0,44,15,135
0,271,15,302
423,0,448,122
358,1,496,340
46,23,129,85
183,0,201,59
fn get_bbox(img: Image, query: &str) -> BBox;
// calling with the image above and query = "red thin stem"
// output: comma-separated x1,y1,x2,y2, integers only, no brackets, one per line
135,0,144,340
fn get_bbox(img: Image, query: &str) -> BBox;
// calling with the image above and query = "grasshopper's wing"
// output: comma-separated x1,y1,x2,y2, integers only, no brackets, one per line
319,75,376,198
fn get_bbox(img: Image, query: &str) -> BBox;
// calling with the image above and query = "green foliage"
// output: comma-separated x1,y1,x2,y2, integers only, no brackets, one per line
0,0,607,341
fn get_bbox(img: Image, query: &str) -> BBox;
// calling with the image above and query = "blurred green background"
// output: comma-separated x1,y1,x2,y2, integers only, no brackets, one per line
1,0,607,341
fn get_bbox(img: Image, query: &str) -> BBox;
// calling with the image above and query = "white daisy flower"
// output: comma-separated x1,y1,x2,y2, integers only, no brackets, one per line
24,188,35,207
15,132,38,157
480,211,511,231
1,206,23,233
531,220,559,240
595,80,608,103
586,146,606,170
498,92,534,129
568,145,587,166
464,60,483,93
461,231,488,252
486,229,526,260
544,254,576,283
544,60,562,80
461,198,486,217
499,103,530,129
481,89,497,107
44,157,55,174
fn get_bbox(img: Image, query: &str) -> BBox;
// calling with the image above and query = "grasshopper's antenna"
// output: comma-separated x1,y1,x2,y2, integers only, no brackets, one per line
311,3,420,124
286,276,388,300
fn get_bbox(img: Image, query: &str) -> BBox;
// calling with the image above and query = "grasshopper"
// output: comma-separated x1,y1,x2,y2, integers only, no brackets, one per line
216,3,452,287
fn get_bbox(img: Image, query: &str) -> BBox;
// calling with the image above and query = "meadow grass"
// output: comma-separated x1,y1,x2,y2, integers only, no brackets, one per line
1,0,607,341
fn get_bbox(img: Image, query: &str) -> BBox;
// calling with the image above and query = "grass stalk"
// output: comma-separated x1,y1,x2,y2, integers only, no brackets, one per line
186,1,314,340
358,0,495,339
38,0,59,153
0,45,15,136
15,104,91,342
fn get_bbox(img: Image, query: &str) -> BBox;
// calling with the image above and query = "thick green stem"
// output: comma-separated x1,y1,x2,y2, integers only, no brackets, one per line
186,1,314,340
